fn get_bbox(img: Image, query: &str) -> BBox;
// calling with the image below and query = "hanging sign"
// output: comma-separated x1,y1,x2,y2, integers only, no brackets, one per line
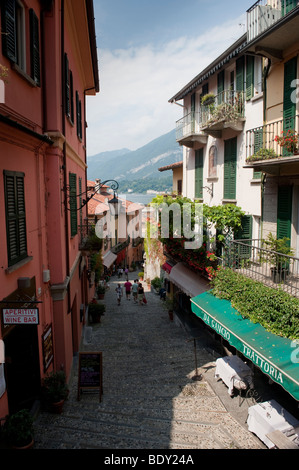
2,308,39,325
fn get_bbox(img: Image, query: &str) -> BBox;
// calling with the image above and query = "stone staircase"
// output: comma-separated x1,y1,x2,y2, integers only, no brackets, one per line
33,275,263,450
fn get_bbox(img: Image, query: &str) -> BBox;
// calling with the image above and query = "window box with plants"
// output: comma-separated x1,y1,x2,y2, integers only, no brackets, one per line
41,371,69,414
246,148,278,162
3,409,34,449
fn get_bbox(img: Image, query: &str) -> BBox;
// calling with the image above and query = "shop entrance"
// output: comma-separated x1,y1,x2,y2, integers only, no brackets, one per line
4,325,41,413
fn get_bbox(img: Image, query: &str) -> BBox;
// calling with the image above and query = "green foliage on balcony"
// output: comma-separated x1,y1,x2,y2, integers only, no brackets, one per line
246,148,278,162
211,267,299,340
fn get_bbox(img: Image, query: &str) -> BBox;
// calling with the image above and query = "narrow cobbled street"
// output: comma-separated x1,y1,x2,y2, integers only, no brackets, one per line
33,271,264,450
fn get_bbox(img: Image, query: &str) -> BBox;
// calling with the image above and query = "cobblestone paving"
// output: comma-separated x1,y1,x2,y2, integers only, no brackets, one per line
33,272,264,450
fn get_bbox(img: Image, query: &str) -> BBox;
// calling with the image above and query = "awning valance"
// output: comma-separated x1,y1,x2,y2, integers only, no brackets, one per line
162,262,173,274
191,291,299,401
103,251,117,268
169,263,209,297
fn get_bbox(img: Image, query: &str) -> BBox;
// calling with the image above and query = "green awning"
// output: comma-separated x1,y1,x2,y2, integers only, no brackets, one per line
191,291,299,401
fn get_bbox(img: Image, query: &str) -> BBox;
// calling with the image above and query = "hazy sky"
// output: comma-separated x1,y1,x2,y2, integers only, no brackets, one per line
86,0,252,156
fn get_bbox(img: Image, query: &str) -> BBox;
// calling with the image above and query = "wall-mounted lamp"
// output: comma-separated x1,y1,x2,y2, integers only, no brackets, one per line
63,179,119,211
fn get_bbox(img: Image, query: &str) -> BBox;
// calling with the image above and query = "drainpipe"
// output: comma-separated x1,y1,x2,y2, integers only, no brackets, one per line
260,58,271,238
61,0,71,315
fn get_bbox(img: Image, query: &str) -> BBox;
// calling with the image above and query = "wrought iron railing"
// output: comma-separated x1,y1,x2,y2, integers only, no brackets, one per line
111,236,130,254
175,111,204,141
201,90,245,127
246,114,299,161
224,239,299,297
78,223,102,252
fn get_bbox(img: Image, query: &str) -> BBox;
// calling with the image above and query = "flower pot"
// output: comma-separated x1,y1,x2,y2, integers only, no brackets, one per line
270,267,287,284
12,438,34,450
168,310,173,321
49,399,65,414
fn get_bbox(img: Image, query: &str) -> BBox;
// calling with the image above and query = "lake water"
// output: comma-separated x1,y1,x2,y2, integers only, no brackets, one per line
119,193,159,206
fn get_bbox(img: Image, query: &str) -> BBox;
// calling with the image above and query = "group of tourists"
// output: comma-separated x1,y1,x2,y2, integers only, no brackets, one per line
115,278,147,306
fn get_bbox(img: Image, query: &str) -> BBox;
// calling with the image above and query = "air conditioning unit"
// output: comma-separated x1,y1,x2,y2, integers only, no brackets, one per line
43,270,50,283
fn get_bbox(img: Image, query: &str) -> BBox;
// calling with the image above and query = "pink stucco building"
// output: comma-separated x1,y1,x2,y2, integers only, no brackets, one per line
0,0,99,417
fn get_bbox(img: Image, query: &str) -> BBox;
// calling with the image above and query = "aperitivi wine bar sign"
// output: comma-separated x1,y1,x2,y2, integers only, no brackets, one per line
2,308,39,325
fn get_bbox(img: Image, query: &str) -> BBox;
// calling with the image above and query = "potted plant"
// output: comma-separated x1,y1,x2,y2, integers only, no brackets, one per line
3,409,34,449
88,302,105,323
41,371,69,414
263,233,294,283
96,284,106,299
138,271,144,281
151,276,162,293
275,129,299,154
201,93,215,107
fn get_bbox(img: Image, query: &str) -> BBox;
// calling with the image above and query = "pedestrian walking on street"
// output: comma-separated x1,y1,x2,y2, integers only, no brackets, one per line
124,280,132,300
115,283,123,305
132,279,138,303
137,283,144,306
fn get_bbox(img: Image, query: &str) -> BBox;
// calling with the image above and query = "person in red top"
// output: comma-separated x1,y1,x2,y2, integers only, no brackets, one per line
124,280,132,300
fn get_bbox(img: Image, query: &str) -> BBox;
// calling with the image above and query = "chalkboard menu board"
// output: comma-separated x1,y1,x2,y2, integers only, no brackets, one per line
77,352,103,401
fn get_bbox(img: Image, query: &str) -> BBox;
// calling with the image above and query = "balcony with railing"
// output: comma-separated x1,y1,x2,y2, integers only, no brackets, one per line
247,0,299,42
175,111,208,148
78,223,102,253
201,90,245,137
246,114,299,174
224,238,299,298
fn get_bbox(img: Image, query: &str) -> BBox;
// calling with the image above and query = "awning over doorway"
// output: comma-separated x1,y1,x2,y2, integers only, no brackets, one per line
103,251,117,268
169,262,209,297
191,291,299,401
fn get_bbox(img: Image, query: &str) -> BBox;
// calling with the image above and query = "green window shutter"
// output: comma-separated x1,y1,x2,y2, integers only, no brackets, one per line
69,173,77,237
236,57,244,92
4,171,27,266
195,148,203,199
217,70,224,104
246,55,254,101
283,57,297,156
234,215,252,259
282,0,297,15
1,0,17,62
29,9,40,86
224,137,237,199
191,93,196,132
70,70,74,123
277,186,292,243
76,91,82,139
65,54,70,118
253,128,263,179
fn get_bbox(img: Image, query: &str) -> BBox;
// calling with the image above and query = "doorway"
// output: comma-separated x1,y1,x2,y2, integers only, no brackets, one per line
4,326,41,413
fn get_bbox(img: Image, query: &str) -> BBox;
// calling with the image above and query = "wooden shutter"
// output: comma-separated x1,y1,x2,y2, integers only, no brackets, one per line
246,55,254,101
70,70,74,123
191,93,196,132
1,0,17,62
29,9,40,85
277,186,292,243
253,128,263,179
224,137,237,200
283,57,297,156
195,149,203,199
282,0,297,15
65,54,70,118
4,171,27,266
236,57,244,92
234,215,252,259
217,70,224,104
76,91,82,139
69,173,77,237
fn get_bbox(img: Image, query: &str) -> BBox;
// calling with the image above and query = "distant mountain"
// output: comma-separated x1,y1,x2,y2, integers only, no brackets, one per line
87,129,183,192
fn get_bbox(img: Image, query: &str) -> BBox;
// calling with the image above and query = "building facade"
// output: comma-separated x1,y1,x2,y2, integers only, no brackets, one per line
0,0,99,417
